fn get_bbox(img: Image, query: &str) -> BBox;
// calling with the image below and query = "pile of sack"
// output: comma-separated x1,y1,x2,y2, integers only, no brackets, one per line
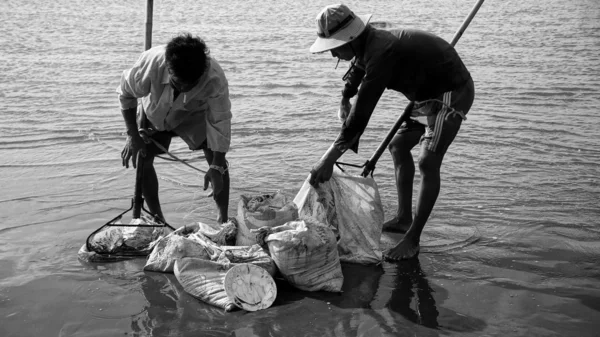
82,169,385,312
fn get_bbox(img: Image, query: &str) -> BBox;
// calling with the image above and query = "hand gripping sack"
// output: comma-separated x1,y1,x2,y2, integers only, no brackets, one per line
294,169,384,264
236,191,299,246
264,218,343,292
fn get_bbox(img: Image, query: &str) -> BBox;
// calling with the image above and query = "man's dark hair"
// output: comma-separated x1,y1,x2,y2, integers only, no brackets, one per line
165,33,210,83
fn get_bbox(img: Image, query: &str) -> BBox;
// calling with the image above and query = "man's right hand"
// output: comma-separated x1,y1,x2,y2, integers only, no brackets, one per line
121,133,146,168
338,97,352,122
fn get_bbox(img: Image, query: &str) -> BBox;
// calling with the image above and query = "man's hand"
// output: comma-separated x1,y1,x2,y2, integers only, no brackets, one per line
203,168,224,196
309,145,344,187
338,97,352,122
309,159,334,188
121,133,147,168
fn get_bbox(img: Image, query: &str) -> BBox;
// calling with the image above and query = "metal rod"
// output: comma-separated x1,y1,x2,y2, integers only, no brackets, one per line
360,0,485,177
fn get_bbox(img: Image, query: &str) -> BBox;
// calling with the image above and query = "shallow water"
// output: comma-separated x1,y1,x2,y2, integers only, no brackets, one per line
1,0,599,336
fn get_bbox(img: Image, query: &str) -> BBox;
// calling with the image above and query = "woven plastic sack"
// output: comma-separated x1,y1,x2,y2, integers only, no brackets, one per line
294,168,384,264
143,218,239,272
196,219,238,246
264,218,343,292
143,231,221,273
236,191,298,246
174,244,276,311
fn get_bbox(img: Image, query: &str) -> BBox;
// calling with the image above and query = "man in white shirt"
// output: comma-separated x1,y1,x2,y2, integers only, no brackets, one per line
117,33,232,223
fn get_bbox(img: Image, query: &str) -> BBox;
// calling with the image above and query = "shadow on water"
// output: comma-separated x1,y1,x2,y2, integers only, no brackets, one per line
78,258,486,336
275,260,487,336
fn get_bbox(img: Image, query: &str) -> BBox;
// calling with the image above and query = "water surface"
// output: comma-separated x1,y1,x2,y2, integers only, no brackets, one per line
1,0,599,336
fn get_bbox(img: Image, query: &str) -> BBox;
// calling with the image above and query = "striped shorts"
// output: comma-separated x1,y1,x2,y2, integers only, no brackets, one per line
402,78,475,154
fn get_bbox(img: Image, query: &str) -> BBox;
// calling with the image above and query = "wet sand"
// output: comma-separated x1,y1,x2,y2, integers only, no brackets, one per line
1,211,599,336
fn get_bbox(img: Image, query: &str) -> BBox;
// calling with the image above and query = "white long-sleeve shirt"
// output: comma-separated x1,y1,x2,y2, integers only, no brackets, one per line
117,45,232,152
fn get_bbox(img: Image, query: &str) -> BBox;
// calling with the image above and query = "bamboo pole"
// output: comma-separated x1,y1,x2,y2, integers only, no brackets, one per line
361,0,485,177
450,0,485,46
144,0,154,51
133,0,154,218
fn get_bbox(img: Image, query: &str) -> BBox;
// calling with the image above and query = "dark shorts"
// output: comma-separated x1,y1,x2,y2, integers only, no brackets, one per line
136,106,208,156
144,130,209,156
398,78,475,154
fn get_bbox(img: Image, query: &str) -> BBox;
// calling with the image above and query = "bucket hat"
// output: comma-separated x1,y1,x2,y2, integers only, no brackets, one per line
310,4,372,53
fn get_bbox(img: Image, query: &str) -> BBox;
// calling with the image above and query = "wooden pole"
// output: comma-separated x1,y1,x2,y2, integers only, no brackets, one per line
450,0,485,46
133,0,154,218
144,0,154,51
360,0,485,177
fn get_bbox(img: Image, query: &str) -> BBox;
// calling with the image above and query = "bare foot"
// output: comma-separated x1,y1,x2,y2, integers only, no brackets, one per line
382,217,412,233
384,238,420,261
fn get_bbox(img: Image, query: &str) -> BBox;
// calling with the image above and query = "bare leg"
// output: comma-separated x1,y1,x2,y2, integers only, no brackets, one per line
203,149,230,223
385,81,472,260
383,126,423,233
384,147,444,260
141,154,165,221
384,148,444,260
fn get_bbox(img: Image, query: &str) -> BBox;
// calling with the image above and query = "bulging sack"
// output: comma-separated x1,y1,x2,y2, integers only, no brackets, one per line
144,230,222,273
145,222,277,311
236,191,298,246
144,219,248,273
193,219,238,246
174,244,276,311
265,218,343,292
174,257,237,311
294,169,384,264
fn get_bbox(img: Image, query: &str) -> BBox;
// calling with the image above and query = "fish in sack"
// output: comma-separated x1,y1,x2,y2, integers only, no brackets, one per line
78,215,167,262
236,191,299,246
294,168,384,264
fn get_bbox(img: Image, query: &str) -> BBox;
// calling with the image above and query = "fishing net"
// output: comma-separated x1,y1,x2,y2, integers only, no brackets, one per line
78,211,175,262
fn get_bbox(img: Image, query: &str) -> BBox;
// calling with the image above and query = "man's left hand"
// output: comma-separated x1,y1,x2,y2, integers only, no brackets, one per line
309,158,335,187
203,169,224,196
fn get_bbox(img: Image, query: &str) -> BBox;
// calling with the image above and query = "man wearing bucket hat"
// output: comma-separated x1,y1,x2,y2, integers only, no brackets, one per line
308,4,475,260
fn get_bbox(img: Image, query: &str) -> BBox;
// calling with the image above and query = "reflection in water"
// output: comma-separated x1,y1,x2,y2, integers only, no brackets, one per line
134,271,238,336
132,273,179,336
78,256,486,336
385,260,439,329
377,260,487,334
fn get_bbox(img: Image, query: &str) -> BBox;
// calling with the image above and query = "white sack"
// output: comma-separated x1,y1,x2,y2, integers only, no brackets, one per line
236,191,298,246
143,231,221,273
174,244,276,311
294,169,384,264
265,218,343,292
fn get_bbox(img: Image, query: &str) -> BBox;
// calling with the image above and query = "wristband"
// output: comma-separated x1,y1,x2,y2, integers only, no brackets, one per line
209,165,228,175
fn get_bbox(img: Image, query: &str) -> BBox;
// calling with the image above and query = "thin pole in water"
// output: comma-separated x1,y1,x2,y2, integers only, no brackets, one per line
360,0,485,178
144,0,154,51
133,0,154,218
